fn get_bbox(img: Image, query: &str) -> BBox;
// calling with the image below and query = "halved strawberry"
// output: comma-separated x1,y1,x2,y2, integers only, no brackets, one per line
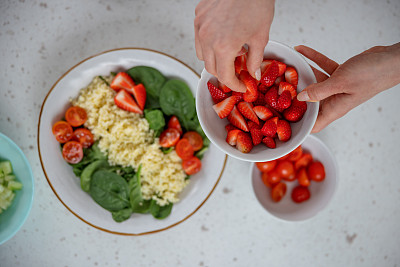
274,75,284,85
248,121,263,145
262,136,276,149
228,106,249,132
253,106,273,121
235,54,247,74
131,83,146,110
212,95,240,119
264,86,279,111
110,72,136,92
260,60,279,87
208,81,228,104
285,66,298,88
232,91,244,102
114,89,143,114
253,92,266,106
226,129,242,146
277,90,292,111
261,117,278,137
225,123,238,132
258,83,269,94
260,60,286,77
237,101,259,124
236,132,253,153
278,82,297,99
277,119,292,142
218,81,232,93
243,90,258,103
240,70,258,103
283,98,308,122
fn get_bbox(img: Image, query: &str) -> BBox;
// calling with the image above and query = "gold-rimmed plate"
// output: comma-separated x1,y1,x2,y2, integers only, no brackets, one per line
38,48,227,235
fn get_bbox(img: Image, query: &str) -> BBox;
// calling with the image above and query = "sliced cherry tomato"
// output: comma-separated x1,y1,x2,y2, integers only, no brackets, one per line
183,131,203,151
294,152,313,170
291,185,311,203
256,160,277,173
263,169,281,186
297,167,310,187
261,172,273,188
275,160,295,181
159,128,180,148
52,121,73,143
182,156,202,175
167,116,182,135
176,138,194,160
62,141,83,164
287,146,303,161
73,128,94,148
271,182,287,202
65,106,88,127
307,161,326,182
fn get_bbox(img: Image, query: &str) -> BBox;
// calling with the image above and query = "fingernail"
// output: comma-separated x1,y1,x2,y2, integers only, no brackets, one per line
255,68,261,81
297,91,310,101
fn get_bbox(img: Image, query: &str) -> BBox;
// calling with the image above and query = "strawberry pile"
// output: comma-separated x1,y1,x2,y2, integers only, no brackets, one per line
208,56,307,153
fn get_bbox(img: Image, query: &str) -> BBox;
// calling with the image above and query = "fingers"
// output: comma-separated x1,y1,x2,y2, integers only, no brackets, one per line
194,24,203,60
297,77,343,102
310,65,329,83
295,45,339,75
215,51,247,92
246,41,266,80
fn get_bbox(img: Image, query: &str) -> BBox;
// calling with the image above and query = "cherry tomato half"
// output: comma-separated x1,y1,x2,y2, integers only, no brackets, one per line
287,146,303,161
256,160,277,173
291,185,311,203
52,121,73,143
73,128,94,148
183,131,203,151
159,128,180,148
276,160,295,181
65,106,88,127
271,182,287,202
307,161,326,182
62,141,83,164
176,138,194,160
294,153,313,170
182,156,202,175
297,167,310,187
167,116,182,135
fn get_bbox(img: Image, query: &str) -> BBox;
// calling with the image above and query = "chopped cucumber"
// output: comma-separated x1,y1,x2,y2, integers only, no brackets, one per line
0,160,23,213
0,161,13,175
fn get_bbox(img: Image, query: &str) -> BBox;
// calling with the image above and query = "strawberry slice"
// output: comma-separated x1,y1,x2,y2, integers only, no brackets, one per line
258,83,269,94
264,86,279,111
277,119,292,142
131,83,146,110
253,106,273,121
261,59,286,76
248,121,263,145
235,54,247,74
260,60,279,87
208,81,228,104
239,71,258,103
274,75,284,85
218,81,232,93
212,95,240,119
225,123,239,132
262,136,276,149
228,106,249,132
261,117,278,137
278,81,297,99
285,66,298,88
277,90,292,111
236,132,253,153
283,98,308,122
226,129,242,146
231,91,244,102
114,89,143,114
253,92,266,106
237,101,259,124
110,72,136,92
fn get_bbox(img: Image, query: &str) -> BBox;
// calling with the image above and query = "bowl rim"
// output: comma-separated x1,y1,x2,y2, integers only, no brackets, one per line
0,132,34,245
196,39,319,162
249,134,339,222
37,47,227,236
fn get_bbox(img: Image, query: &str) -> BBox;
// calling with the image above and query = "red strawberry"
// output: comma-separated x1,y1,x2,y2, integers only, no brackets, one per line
274,75,284,85
232,91,244,102
285,66,298,88
258,83,269,94
253,92,266,106
208,81,228,104
243,90,258,102
277,61,287,76
225,123,238,132
264,86,279,111
248,121,263,145
277,119,292,142
253,106,273,121
278,81,297,99
218,81,232,93
262,136,276,149
260,59,272,74
283,98,308,122
237,101,259,124
236,132,253,153
261,60,286,77
110,72,136,92
260,60,279,87
235,54,247,74
277,90,292,111
226,129,242,146
228,106,249,132
240,71,258,103
131,83,146,110
114,89,143,114
212,95,240,119
261,117,278,137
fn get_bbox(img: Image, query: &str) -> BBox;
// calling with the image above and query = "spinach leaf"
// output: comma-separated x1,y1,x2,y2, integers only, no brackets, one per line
80,159,109,192
159,79,195,130
161,147,174,154
145,95,161,110
195,147,209,160
149,200,173,219
70,143,107,176
111,208,132,222
128,165,151,214
89,170,130,212
126,66,166,101
144,109,165,137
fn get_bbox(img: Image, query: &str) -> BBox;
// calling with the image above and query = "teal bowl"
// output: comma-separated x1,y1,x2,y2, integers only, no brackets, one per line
0,132,34,245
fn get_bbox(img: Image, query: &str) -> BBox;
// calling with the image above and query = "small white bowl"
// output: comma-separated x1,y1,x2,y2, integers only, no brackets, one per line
196,40,319,162
250,134,338,221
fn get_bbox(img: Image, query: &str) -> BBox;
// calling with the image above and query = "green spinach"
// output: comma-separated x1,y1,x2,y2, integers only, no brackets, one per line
80,159,109,192
111,208,132,222
149,200,173,219
128,165,151,214
144,109,165,137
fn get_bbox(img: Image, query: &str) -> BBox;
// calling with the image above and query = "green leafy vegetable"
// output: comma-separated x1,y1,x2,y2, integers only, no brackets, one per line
161,147,174,154
144,109,165,137
128,165,152,214
80,159,109,192
111,208,132,222
195,147,209,160
70,143,107,176
149,200,173,219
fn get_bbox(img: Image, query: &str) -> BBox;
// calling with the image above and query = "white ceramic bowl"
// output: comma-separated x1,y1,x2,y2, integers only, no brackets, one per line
38,48,227,235
196,40,319,162
251,134,338,221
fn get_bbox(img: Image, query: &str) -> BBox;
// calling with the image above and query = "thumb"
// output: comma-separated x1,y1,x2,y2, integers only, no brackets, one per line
297,79,340,102
246,42,265,81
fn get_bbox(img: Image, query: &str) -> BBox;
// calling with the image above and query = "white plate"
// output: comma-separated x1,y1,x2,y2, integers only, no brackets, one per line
38,48,227,235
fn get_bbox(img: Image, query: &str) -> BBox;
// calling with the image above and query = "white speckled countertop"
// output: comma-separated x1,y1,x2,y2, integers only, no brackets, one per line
1,0,400,266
